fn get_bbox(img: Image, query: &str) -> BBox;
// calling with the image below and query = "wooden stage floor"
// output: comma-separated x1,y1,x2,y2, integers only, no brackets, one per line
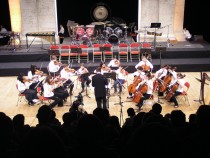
1,72,210,127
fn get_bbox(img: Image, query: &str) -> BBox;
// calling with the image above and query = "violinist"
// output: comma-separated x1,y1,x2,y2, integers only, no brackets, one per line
60,64,75,95
114,65,127,93
108,55,120,70
17,73,40,105
48,55,62,76
43,75,64,108
135,56,153,73
77,63,91,93
135,72,153,110
167,73,186,108
95,62,112,75
127,66,146,98
27,64,45,90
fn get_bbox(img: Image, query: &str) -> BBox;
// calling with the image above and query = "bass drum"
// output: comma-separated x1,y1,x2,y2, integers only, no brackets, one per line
108,34,119,45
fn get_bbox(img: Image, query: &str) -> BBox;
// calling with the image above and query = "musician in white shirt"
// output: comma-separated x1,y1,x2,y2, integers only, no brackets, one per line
60,64,75,95
43,75,64,108
135,56,153,73
127,66,146,98
168,73,186,108
135,72,153,110
17,73,39,105
114,65,127,93
48,55,62,76
107,56,120,70
77,63,91,92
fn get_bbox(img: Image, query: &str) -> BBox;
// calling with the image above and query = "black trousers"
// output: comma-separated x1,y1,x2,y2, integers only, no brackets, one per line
95,96,107,109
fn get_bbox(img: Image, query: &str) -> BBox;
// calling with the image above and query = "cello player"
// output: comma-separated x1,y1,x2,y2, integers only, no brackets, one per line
135,72,153,110
135,56,153,73
167,73,186,108
127,66,146,99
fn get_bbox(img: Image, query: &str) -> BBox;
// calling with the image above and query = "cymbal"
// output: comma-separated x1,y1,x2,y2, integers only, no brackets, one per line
104,21,111,24
119,23,126,26
106,23,114,27
91,22,105,25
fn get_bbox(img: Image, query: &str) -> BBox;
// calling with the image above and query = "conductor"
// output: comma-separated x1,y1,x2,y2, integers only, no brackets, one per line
92,67,108,109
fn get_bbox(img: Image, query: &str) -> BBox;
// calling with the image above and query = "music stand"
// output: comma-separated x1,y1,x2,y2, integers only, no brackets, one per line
155,46,166,68
80,72,91,98
140,48,152,59
71,47,82,63
150,23,161,48
103,72,116,81
155,46,166,104
48,50,60,56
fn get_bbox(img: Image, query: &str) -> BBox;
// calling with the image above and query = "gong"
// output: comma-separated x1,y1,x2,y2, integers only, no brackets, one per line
90,3,111,22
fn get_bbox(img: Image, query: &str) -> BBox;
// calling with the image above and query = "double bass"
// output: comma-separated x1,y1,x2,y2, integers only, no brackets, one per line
133,82,148,103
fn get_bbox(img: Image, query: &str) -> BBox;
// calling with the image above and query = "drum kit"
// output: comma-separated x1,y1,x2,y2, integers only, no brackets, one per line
69,21,130,45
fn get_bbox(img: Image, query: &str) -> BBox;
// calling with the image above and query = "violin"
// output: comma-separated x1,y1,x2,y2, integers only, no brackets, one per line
102,65,111,72
65,67,75,73
114,59,120,66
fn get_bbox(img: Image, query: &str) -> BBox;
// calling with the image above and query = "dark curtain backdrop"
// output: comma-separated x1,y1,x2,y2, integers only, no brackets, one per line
57,0,138,34
0,0,209,42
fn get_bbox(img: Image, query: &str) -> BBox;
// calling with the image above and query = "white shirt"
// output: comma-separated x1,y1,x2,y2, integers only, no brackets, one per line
108,59,119,67
43,82,55,97
116,68,126,80
176,79,185,93
155,68,167,79
132,71,146,80
60,68,72,80
183,29,192,39
135,60,153,70
59,26,64,34
136,78,153,94
27,71,39,82
48,60,60,73
169,70,177,86
16,80,31,93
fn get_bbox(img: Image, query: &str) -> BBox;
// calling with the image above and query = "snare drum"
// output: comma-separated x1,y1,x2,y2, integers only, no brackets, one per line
76,26,85,36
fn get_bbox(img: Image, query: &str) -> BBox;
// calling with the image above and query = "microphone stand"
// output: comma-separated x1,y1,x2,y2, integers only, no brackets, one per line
114,89,124,126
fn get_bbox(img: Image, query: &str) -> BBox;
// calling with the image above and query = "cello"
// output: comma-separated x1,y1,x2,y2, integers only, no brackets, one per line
165,73,186,100
165,82,179,100
159,66,176,93
133,82,148,103
127,75,142,94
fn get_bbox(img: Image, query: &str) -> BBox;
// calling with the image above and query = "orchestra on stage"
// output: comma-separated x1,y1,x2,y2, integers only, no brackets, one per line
16,54,188,110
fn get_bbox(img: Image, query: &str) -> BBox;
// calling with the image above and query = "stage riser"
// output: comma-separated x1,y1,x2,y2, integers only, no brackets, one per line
1,64,210,77
0,50,210,63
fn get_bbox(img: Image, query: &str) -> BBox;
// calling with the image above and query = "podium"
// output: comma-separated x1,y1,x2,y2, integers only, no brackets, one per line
150,23,161,48
155,46,166,68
